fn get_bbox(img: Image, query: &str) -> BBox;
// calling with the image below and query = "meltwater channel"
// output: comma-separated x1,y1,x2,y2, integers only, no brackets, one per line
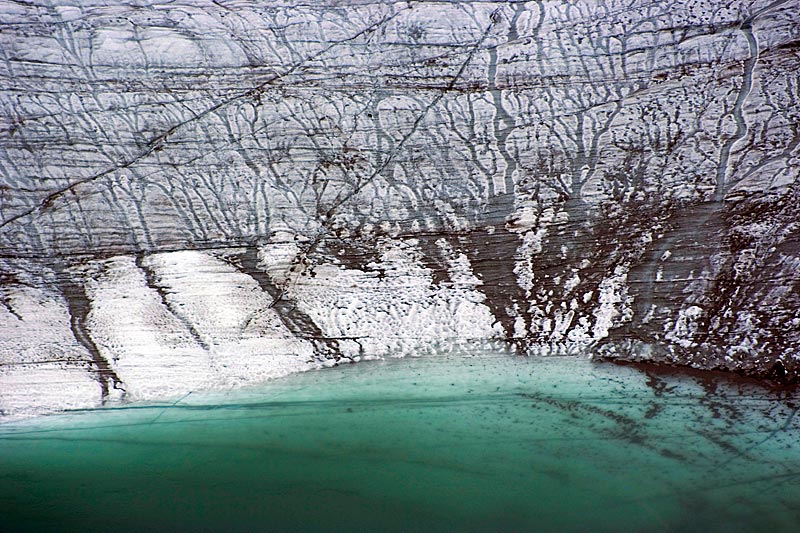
2,350,799,531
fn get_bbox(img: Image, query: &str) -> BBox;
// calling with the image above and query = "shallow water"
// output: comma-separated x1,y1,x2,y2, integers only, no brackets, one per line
1,351,799,532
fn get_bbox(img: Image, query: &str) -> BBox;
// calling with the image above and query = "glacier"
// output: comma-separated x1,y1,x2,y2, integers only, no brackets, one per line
1,0,800,417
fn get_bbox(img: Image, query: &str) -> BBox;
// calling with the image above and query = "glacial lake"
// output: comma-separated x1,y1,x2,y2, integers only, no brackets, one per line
1,351,799,532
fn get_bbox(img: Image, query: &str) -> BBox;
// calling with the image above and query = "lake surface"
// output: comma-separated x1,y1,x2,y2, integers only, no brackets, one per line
1,351,799,531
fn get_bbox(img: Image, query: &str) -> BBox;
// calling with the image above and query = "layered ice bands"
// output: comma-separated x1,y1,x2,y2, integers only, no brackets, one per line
2,0,800,416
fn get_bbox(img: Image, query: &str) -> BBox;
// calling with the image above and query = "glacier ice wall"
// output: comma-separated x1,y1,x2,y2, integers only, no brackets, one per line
1,0,799,415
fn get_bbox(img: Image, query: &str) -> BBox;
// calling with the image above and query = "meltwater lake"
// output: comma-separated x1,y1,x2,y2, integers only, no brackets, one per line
2,351,799,532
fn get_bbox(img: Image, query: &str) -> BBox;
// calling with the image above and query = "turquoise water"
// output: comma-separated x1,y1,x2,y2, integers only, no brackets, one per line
1,351,799,532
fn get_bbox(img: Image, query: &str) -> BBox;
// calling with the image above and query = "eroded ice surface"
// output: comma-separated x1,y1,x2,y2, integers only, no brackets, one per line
2,1,800,394
1,351,799,531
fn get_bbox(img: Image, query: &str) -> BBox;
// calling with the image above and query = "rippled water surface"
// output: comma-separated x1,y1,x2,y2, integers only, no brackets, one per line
2,351,799,531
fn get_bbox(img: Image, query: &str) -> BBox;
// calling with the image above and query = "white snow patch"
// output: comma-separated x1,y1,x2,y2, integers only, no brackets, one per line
0,363,100,421
273,240,501,357
86,252,316,401
665,305,704,348
592,266,633,340
0,284,100,418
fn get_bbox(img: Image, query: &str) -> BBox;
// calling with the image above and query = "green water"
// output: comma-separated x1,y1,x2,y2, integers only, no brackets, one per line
1,351,799,532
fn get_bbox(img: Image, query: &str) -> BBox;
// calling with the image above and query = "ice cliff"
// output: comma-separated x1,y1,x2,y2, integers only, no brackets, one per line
1,0,799,416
